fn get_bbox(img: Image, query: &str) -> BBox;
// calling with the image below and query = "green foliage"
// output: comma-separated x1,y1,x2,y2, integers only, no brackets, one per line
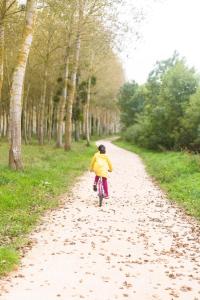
119,54,199,150
179,88,200,150
91,76,97,86
118,81,146,127
115,140,200,220
78,80,88,104
73,80,88,122
57,77,63,83
148,51,179,82
0,141,95,276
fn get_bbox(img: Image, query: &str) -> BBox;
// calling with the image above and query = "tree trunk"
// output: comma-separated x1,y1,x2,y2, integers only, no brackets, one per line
28,99,33,140
48,92,53,143
22,84,30,144
0,0,5,104
64,0,83,151
86,76,91,146
5,109,9,137
52,103,58,140
0,3,5,128
82,104,87,139
36,101,39,138
0,21,4,103
56,37,71,147
93,108,98,136
74,120,80,141
0,104,2,136
39,66,47,145
97,112,100,136
9,0,37,170
2,108,5,136
86,50,94,146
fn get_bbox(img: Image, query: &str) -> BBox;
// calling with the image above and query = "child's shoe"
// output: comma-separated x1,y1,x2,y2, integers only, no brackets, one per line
93,184,97,191
105,195,109,199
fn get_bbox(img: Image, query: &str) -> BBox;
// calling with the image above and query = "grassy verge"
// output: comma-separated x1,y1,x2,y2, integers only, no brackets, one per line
0,141,95,276
114,139,200,220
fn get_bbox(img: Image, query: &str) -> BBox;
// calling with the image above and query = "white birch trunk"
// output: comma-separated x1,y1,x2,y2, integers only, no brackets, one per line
9,0,37,169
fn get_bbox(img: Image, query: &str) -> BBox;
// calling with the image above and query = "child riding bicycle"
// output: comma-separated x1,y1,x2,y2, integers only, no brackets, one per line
90,144,113,199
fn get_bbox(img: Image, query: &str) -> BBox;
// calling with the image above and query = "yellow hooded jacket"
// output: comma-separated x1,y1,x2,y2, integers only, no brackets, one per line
90,151,113,178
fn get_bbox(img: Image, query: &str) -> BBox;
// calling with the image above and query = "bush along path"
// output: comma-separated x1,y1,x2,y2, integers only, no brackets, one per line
0,141,200,300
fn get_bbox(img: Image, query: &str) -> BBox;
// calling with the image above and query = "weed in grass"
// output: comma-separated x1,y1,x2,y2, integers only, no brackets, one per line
0,247,19,275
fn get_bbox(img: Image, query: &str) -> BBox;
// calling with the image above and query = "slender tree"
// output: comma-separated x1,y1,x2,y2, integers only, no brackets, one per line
9,0,37,169
64,0,83,151
56,14,74,147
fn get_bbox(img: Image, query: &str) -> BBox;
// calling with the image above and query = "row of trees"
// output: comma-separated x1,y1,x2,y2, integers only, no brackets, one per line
0,0,125,169
119,52,200,151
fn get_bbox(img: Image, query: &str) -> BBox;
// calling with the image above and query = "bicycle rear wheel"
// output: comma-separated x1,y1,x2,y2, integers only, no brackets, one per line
99,194,103,207
98,177,104,207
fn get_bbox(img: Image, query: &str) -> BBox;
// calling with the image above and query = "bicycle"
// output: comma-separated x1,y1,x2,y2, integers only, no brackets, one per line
98,176,105,207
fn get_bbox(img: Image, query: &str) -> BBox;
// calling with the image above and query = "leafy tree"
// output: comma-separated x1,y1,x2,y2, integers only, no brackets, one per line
156,60,198,148
120,54,199,150
118,81,139,127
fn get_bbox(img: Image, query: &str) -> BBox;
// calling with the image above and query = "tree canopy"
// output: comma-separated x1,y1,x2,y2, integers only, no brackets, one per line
0,0,127,169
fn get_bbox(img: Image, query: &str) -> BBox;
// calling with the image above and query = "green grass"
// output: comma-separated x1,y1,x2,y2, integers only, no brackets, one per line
0,141,95,276
114,139,200,220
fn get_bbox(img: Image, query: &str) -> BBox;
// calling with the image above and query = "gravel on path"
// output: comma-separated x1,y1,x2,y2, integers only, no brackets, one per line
0,141,200,300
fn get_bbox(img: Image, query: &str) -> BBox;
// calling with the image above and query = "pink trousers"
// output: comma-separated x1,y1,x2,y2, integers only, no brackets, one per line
94,176,108,197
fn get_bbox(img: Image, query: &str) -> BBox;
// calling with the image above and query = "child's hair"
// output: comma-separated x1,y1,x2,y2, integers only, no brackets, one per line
98,144,106,154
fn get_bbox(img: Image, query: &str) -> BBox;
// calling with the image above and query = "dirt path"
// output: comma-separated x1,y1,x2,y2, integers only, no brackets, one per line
0,141,200,300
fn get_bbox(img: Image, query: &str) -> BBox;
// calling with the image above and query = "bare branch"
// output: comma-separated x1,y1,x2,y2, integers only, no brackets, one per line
5,0,17,14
